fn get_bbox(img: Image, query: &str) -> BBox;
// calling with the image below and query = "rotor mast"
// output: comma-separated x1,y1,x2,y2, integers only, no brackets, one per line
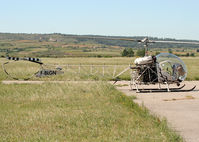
143,38,149,56
141,38,153,56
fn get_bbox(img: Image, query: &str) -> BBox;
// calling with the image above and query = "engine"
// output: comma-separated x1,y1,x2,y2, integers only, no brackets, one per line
134,56,158,84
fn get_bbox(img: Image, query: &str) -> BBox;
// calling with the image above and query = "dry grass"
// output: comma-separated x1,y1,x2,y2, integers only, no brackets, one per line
0,57,198,81
0,82,182,141
182,57,199,80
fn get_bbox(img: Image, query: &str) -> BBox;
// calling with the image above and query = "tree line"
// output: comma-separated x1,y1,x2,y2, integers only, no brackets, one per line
121,48,145,57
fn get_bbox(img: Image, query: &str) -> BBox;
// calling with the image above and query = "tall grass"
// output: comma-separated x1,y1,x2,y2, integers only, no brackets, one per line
182,57,199,80
0,82,182,141
0,58,131,81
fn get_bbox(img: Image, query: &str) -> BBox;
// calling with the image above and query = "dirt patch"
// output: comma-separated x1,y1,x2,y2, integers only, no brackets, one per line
163,95,195,101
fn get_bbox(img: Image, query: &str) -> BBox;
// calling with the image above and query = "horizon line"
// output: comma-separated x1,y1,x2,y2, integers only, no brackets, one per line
0,32,198,41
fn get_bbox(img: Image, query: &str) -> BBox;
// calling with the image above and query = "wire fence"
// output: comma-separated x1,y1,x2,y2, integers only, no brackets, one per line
2,60,132,80
47,64,131,78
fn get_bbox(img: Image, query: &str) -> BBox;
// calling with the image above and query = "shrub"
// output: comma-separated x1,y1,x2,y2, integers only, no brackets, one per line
121,48,134,57
136,49,145,57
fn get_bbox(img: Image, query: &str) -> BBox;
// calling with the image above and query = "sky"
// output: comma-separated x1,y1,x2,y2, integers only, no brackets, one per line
0,0,199,40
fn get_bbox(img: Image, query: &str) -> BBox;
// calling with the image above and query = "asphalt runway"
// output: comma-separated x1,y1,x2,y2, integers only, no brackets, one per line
116,81,199,142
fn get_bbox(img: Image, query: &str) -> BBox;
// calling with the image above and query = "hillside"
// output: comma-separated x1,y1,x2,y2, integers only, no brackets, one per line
0,33,199,57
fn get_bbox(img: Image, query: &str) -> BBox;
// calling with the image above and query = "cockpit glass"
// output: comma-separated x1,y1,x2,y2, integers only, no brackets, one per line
156,53,187,81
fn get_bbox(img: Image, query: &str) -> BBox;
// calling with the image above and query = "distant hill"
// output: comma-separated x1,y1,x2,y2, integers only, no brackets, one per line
1,33,199,48
0,33,199,57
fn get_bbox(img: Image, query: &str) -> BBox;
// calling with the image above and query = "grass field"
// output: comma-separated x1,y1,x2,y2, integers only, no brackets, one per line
0,39,122,58
1,57,199,81
0,82,182,141
0,57,132,81
182,57,199,80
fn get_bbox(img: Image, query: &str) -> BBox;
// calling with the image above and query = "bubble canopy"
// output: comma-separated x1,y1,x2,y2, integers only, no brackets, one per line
156,53,187,81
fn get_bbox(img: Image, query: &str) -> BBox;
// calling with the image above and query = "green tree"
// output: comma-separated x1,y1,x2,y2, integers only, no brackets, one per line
121,48,128,57
136,49,145,57
127,48,134,57
121,48,134,57
190,53,195,57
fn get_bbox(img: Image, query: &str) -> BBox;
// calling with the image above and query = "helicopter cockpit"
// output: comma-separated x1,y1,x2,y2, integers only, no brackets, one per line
156,53,187,82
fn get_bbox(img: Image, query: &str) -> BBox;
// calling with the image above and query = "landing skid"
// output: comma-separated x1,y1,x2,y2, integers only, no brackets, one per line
131,84,185,91
137,85,196,93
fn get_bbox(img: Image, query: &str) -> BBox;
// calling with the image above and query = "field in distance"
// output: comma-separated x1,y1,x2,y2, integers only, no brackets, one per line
1,33,199,57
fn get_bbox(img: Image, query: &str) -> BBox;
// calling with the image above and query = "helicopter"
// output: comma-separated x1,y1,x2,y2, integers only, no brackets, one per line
63,35,199,92
111,37,199,93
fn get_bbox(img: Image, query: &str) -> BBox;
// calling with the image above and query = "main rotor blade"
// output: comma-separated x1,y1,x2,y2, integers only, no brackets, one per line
117,38,141,42
66,35,140,42
153,40,199,45
66,35,199,45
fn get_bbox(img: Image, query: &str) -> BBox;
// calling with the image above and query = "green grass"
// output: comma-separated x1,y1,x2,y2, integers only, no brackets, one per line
182,57,199,80
1,57,199,81
0,58,132,81
0,82,182,141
